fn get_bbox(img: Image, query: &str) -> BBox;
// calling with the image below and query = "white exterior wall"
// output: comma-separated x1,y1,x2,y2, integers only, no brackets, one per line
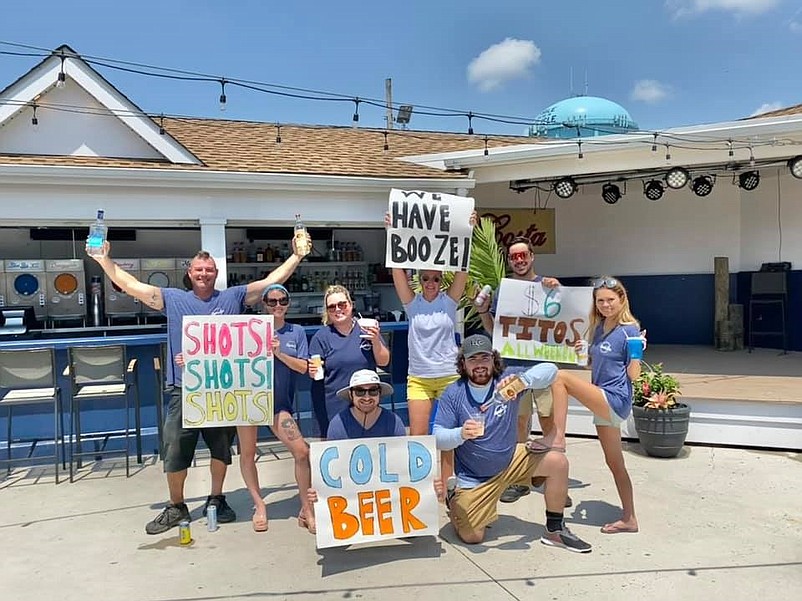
474,170,802,276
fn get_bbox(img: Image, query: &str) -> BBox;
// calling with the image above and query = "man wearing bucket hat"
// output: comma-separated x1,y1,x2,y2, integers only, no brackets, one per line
327,369,405,439
433,335,591,553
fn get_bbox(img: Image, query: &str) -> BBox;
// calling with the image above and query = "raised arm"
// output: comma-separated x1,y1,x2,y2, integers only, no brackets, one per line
87,241,164,311
448,209,478,302
391,268,415,305
244,233,311,306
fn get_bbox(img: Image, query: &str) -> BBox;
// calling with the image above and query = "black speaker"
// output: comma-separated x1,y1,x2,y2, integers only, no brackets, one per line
759,262,791,272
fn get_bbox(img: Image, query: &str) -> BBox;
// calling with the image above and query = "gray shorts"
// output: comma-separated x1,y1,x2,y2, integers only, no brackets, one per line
162,387,236,473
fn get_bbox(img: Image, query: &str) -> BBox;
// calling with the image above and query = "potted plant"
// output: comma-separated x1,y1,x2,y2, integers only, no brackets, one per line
631,362,691,458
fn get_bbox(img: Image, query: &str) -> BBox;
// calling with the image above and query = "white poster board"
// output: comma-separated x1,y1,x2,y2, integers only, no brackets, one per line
181,314,274,427
310,435,439,549
492,279,594,364
385,189,474,272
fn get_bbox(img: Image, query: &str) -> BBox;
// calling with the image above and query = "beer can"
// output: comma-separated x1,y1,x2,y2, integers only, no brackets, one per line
179,520,192,545
206,504,218,532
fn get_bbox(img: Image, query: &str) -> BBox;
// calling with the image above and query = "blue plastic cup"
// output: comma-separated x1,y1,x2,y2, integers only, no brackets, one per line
626,336,645,360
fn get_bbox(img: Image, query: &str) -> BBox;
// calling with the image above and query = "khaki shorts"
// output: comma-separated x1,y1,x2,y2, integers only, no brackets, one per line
517,388,553,418
449,444,544,532
407,374,460,402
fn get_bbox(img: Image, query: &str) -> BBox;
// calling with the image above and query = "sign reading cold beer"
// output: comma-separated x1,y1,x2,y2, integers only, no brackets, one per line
310,436,439,549
386,189,474,272
181,315,274,427
493,278,592,364
479,208,556,254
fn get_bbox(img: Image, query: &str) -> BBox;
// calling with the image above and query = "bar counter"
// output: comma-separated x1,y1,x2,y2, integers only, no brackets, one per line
0,321,411,461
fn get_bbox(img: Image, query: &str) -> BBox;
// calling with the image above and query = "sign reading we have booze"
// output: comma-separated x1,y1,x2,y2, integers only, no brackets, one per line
181,315,274,427
385,189,474,271
493,278,594,364
310,436,439,549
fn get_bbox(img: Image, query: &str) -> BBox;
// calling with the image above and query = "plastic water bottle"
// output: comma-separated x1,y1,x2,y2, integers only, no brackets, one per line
474,284,492,307
294,214,310,256
86,209,107,257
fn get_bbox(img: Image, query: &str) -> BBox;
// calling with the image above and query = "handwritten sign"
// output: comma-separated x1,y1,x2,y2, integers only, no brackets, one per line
310,435,439,549
479,208,555,254
181,315,274,427
386,189,474,271
492,278,593,364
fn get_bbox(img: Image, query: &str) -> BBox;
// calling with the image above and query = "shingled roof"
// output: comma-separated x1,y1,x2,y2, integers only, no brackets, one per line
747,103,802,119
0,117,536,178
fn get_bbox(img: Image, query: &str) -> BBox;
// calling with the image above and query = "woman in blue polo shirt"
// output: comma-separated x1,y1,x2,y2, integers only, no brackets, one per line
307,285,390,437
237,284,315,534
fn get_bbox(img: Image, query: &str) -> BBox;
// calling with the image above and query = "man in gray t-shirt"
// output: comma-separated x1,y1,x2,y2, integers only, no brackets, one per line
90,236,308,535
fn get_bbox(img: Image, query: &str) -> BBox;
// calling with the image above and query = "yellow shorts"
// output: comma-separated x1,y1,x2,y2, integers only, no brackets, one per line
449,444,544,532
406,374,459,402
517,388,553,418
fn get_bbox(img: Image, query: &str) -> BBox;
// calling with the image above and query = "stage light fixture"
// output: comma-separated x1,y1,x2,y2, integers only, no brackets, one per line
788,156,802,179
692,175,715,197
643,180,664,201
738,170,760,191
665,167,690,189
553,177,577,199
602,183,621,205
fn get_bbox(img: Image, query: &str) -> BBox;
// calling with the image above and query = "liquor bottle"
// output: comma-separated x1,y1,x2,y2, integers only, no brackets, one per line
494,365,551,403
86,209,108,257
294,214,310,256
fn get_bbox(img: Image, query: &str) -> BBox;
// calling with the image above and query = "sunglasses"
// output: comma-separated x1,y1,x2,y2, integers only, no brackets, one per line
264,297,290,307
508,251,531,262
352,386,381,397
326,300,349,312
593,278,620,289
421,275,441,283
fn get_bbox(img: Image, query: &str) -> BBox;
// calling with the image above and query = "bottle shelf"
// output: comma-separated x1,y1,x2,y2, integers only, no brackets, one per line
228,262,367,268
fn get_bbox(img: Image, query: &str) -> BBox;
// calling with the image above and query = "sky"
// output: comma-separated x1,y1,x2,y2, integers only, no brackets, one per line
0,0,800,136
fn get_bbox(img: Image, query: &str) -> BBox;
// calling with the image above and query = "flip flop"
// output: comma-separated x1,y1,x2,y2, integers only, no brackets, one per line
601,522,639,534
525,439,566,454
298,513,317,535
252,511,268,533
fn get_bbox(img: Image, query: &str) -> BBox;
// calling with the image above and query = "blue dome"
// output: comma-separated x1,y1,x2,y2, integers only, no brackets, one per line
530,96,638,139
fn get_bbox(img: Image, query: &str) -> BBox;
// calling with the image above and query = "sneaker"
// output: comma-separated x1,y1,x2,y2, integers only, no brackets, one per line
540,526,592,553
145,502,190,535
500,484,530,503
203,495,236,523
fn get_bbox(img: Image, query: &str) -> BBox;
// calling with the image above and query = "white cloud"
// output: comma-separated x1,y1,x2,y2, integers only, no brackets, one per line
666,0,780,18
467,38,541,92
631,80,672,103
749,102,784,117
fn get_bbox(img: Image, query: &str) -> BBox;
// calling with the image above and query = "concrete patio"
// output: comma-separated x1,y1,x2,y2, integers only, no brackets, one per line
1,435,800,601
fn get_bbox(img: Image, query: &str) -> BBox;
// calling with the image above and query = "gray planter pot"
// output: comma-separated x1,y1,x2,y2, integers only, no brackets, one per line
632,404,691,458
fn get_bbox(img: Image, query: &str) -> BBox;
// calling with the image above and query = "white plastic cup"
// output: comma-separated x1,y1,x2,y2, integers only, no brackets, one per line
357,317,378,339
470,411,486,437
310,354,324,381
575,339,589,367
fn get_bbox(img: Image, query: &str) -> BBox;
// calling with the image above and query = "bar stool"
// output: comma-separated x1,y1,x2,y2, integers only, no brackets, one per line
0,348,65,483
67,345,140,481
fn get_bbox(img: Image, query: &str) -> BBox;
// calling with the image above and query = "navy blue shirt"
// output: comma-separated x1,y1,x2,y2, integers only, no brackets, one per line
273,322,309,414
327,407,405,440
590,323,640,419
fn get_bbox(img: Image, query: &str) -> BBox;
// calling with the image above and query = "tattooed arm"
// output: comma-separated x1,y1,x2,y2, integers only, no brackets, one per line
88,241,164,311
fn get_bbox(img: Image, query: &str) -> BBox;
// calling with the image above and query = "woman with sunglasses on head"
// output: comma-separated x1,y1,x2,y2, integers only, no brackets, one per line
527,276,645,535
308,285,390,437
237,284,316,534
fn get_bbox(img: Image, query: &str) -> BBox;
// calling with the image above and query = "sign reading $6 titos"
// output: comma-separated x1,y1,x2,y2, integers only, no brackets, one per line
310,436,439,549
181,315,274,427
492,279,593,364
385,189,475,272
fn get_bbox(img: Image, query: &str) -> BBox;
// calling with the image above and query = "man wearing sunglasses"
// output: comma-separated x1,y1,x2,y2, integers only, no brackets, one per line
476,236,564,506
88,232,310,536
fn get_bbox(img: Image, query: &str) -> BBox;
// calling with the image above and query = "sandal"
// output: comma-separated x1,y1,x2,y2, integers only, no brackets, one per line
601,521,639,534
525,438,566,454
252,509,268,533
298,513,317,535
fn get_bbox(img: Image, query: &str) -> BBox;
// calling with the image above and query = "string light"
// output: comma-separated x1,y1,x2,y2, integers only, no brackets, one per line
483,135,489,156
749,144,755,167
158,113,165,135
30,102,38,127
383,130,389,152
577,140,583,159
467,112,474,135
56,53,66,88
218,79,227,112
727,139,734,157
665,144,671,162
352,98,360,123
275,122,282,145
651,133,658,152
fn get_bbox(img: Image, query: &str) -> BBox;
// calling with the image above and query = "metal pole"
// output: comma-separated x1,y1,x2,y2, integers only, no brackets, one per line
385,78,393,130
